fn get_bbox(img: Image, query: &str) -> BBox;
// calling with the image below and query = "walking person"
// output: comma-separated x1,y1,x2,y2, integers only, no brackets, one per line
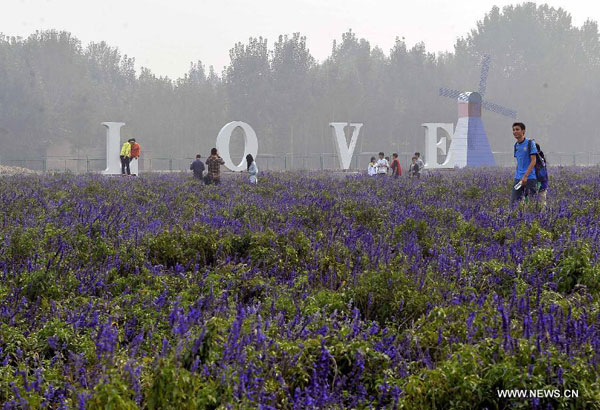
511,122,537,204
376,152,389,177
205,148,225,185
246,154,258,184
367,156,377,176
190,154,205,181
390,153,402,179
120,139,132,175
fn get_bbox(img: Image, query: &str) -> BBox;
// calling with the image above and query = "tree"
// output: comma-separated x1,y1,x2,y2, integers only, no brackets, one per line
270,33,315,156
224,37,271,156
174,61,227,157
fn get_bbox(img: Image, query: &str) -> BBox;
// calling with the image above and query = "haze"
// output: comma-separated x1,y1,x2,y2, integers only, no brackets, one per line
1,1,600,171
2,0,599,78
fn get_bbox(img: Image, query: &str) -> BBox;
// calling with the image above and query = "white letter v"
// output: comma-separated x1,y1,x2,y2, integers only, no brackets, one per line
330,122,363,170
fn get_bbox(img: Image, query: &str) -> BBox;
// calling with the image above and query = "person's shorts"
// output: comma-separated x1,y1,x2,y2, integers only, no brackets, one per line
511,178,537,203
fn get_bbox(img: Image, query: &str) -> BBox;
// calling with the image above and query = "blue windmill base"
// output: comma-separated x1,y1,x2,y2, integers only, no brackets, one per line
466,117,495,167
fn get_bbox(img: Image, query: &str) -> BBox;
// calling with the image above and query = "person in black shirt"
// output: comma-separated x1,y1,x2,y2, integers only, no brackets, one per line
409,156,420,178
190,154,205,180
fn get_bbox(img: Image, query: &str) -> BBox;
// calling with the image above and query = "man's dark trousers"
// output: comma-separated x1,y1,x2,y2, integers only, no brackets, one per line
511,178,537,203
120,156,130,175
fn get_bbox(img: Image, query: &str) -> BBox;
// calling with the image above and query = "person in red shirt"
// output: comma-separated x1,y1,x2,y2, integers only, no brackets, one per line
391,152,402,179
129,138,141,175
129,138,141,160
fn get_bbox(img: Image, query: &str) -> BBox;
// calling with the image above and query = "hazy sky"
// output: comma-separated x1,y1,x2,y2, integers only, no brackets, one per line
2,0,599,79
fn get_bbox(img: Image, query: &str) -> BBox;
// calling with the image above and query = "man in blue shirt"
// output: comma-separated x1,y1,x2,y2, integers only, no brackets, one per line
190,154,205,180
511,122,537,204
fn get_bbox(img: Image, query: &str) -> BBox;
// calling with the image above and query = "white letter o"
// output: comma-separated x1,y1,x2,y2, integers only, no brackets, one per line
216,121,259,172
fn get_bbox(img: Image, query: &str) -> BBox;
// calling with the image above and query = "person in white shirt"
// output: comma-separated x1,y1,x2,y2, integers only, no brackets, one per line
367,156,377,176
246,154,258,184
415,152,425,172
376,152,389,176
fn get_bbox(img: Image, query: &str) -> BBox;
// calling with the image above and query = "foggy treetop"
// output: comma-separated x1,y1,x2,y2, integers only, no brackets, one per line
1,3,599,161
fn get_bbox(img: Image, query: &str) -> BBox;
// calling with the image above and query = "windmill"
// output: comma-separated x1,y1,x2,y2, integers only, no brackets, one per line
440,54,517,119
434,54,517,167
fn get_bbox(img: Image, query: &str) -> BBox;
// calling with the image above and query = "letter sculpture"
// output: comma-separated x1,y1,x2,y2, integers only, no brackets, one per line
101,120,363,173
330,122,363,170
216,121,259,172
101,122,139,175
422,92,494,169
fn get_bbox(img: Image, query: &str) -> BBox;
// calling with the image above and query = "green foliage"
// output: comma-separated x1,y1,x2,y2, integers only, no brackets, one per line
147,360,227,410
556,242,600,293
87,376,138,410
393,218,434,253
352,268,431,325
402,342,600,409
146,226,217,268
2,171,600,408
6,227,38,260
19,269,63,301
342,200,384,230
516,220,553,245
463,185,483,200
36,319,96,361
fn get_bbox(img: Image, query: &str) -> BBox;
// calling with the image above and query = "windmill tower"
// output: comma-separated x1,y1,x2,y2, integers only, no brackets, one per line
439,55,517,167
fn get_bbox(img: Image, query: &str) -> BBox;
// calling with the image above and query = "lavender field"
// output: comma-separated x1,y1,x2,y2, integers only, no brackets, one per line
1,168,600,409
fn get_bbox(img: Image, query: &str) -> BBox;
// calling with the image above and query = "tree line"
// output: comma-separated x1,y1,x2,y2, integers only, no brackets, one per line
1,3,599,164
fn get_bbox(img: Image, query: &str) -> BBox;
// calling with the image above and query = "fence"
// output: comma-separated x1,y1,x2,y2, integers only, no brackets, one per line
2,152,600,173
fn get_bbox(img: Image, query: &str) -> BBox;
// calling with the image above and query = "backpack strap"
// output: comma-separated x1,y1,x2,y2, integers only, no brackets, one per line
515,139,533,156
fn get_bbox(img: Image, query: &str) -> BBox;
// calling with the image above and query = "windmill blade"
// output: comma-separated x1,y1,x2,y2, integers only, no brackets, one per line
439,88,463,99
478,54,491,97
482,100,517,119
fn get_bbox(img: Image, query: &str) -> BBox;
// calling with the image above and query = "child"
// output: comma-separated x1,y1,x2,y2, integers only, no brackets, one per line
367,156,377,176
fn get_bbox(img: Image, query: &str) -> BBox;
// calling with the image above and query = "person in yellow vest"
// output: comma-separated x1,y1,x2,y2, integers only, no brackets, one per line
120,140,131,175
